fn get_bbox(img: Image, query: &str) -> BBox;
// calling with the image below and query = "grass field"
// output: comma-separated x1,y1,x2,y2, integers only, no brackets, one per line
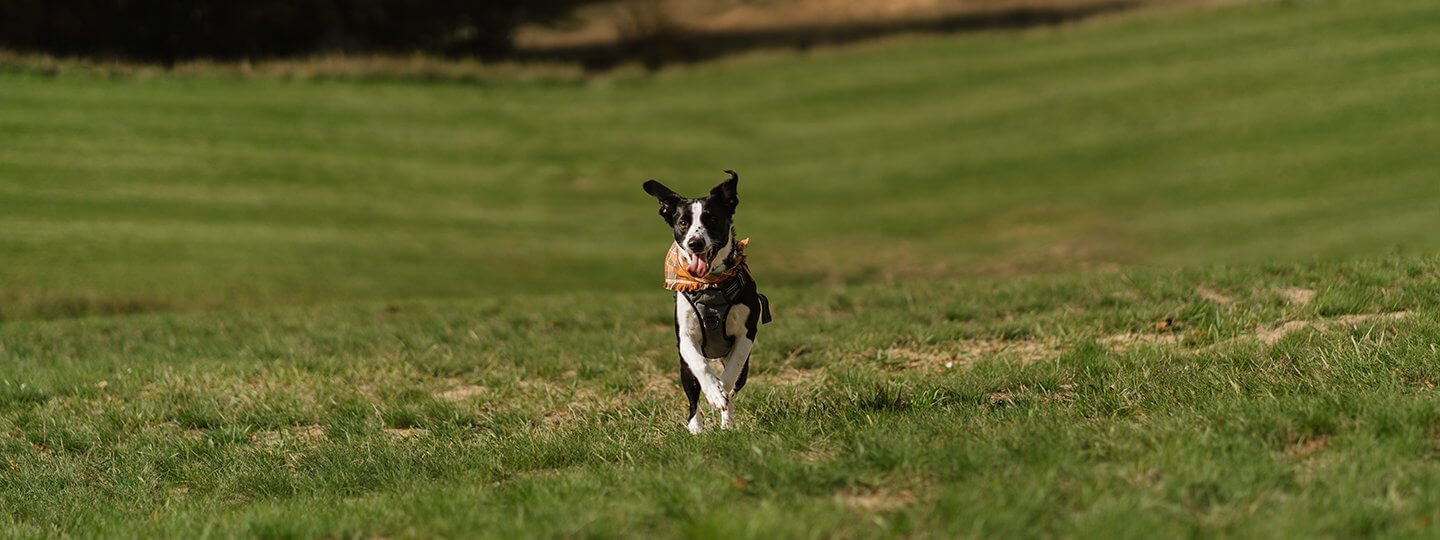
2,0,1439,536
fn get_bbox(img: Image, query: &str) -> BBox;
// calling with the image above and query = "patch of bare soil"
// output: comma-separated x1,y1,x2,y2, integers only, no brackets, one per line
250,425,325,447
1101,318,1188,350
384,428,429,439
1108,310,1411,350
1281,287,1316,306
1255,320,1315,345
542,409,573,428
1255,311,1408,345
1044,383,1077,404
435,384,486,401
1334,311,1407,325
839,487,916,512
1197,287,1234,304
1284,436,1330,460
883,338,1057,370
883,347,953,367
987,390,1012,407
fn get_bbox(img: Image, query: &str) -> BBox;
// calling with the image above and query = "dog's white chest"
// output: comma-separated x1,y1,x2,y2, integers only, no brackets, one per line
675,295,705,342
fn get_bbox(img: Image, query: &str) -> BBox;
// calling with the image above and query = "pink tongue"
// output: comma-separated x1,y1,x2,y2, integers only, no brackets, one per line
688,256,708,277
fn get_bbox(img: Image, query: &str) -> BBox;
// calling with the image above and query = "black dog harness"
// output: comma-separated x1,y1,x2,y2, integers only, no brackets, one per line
679,266,772,358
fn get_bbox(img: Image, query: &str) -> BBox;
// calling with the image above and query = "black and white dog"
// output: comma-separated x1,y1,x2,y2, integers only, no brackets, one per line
643,171,770,434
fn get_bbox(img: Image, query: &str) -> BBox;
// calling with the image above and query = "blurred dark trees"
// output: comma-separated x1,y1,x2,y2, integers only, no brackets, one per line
0,0,597,64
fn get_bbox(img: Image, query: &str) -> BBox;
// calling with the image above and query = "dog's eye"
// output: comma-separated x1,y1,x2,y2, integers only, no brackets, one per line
678,219,689,227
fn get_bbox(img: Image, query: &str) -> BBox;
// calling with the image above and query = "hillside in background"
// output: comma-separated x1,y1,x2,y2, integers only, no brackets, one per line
1,0,1434,320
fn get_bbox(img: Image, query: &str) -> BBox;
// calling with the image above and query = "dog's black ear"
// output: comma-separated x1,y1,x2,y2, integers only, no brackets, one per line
709,170,739,212
643,179,679,200
643,179,683,219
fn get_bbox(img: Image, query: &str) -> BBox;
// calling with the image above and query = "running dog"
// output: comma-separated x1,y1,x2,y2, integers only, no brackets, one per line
643,170,771,433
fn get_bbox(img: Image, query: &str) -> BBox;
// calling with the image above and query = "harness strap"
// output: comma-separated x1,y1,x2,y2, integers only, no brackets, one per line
683,289,735,359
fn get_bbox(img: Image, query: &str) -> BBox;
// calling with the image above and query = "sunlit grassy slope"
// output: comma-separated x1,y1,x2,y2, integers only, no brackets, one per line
3,258,1439,537
1,0,1439,536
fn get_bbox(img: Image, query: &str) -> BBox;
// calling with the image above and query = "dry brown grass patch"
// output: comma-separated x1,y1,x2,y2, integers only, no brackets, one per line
1284,436,1330,460
435,384,486,401
1197,287,1235,304
1256,321,1315,345
1281,287,1316,306
882,338,1058,370
1255,311,1407,345
838,487,916,512
1334,311,1407,325
1044,383,1077,404
988,391,1012,407
250,425,325,448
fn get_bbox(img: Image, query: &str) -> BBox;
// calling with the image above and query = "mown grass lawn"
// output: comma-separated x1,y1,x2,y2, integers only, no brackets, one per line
1,0,1438,536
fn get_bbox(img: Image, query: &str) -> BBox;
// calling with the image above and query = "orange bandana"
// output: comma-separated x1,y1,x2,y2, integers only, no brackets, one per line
663,238,749,292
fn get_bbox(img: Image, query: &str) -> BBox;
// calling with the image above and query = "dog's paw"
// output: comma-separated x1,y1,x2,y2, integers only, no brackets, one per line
703,378,729,408
720,409,733,430
703,388,729,410
687,415,704,435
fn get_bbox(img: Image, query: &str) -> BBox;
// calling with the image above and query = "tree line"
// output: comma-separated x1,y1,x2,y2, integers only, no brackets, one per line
0,0,598,64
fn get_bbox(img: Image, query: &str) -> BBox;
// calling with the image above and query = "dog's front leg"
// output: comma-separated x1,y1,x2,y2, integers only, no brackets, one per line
679,340,729,413
717,336,753,429
719,336,754,393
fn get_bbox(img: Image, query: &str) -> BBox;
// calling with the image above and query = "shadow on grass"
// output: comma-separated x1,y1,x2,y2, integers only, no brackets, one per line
514,2,1140,71
0,293,173,322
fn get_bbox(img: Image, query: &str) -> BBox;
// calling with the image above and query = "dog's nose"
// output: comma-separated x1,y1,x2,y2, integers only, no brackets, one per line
686,239,706,252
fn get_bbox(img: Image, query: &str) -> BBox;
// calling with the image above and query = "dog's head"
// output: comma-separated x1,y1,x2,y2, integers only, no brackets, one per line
642,170,740,277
